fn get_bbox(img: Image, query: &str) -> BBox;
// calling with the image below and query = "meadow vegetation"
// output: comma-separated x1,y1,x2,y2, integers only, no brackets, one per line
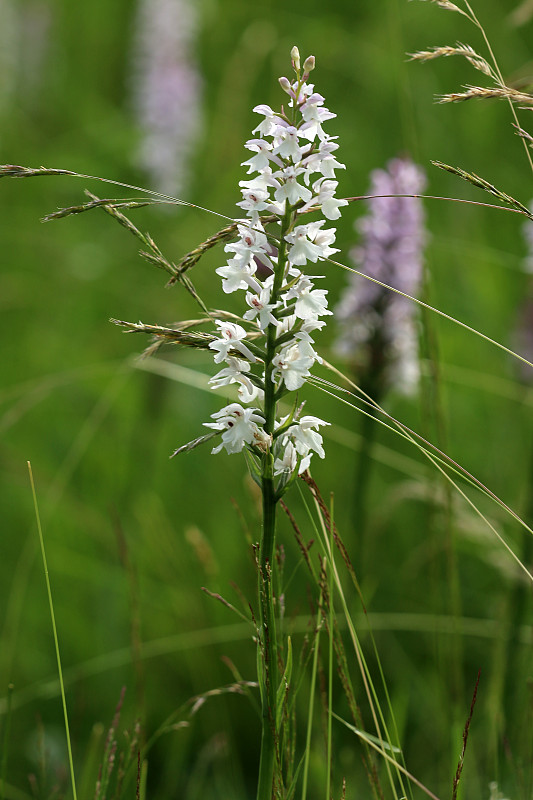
1,1,532,798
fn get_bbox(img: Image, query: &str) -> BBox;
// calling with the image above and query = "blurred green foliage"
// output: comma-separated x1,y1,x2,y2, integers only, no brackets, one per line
1,0,533,798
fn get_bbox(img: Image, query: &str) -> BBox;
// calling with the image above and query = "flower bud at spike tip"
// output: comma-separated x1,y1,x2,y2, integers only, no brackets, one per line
303,55,315,74
291,45,300,71
279,76,291,94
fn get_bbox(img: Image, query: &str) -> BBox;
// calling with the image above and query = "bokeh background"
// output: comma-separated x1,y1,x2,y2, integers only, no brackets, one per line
1,0,533,798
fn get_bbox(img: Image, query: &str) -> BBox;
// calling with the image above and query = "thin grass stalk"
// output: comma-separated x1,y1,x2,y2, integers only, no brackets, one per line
300,483,406,799
284,490,384,798
451,669,480,800
501,434,533,728
301,610,321,800
332,715,441,800
311,375,533,580
27,462,78,800
307,481,414,798
353,390,379,572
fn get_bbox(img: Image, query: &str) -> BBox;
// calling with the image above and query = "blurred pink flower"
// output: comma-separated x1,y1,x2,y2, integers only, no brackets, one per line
335,157,427,395
130,0,203,199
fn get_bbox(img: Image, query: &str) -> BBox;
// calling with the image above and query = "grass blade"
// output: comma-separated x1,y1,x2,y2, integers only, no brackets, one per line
27,462,78,800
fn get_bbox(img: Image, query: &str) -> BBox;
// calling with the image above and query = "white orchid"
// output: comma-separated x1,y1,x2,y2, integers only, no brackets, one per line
271,340,319,391
204,403,266,454
201,48,345,473
208,320,257,363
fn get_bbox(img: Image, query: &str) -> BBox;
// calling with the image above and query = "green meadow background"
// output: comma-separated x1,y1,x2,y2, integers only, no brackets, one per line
1,0,533,798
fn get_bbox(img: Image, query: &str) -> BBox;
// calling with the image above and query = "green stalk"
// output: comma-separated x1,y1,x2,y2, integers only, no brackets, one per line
353,396,378,571
256,205,293,800
28,462,78,800
256,463,278,800
301,608,321,800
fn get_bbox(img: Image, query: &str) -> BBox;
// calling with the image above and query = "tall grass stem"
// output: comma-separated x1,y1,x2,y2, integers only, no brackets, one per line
27,462,78,800
301,608,321,800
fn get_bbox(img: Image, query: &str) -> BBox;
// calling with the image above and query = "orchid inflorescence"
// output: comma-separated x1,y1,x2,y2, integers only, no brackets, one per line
335,157,426,396
131,0,203,197
200,46,347,493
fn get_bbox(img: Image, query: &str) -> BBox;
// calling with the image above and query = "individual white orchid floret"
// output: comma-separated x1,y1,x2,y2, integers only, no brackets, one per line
226,224,271,261
239,170,277,194
299,93,336,141
238,172,283,218
305,220,339,258
274,412,329,474
307,178,348,220
209,356,262,404
290,415,329,459
285,223,329,265
241,138,277,173
271,339,319,391
204,403,266,454
297,318,327,339
252,104,287,137
209,355,249,385
299,137,344,182
243,282,280,331
237,379,263,405
237,186,272,217
273,439,298,475
216,257,261,294
273,165,313,206
209,320,257,363
271,125,304,163
286,274,332,321
285,80,314,107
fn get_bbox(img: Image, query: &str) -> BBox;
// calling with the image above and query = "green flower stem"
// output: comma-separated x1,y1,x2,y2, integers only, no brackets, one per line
256,205,293,800
256,459,278,800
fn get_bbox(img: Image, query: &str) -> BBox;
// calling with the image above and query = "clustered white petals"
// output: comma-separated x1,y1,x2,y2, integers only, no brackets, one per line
243,283,279,331
273,415,330,475
272,340,319,391
209,357,263,404
288,275,332,321
209,320,257,363
203,49,345,482
205,404,266,454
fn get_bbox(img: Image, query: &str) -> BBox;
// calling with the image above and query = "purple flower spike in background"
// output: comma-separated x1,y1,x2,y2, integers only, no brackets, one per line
130,0,203,199
335,157,427,397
